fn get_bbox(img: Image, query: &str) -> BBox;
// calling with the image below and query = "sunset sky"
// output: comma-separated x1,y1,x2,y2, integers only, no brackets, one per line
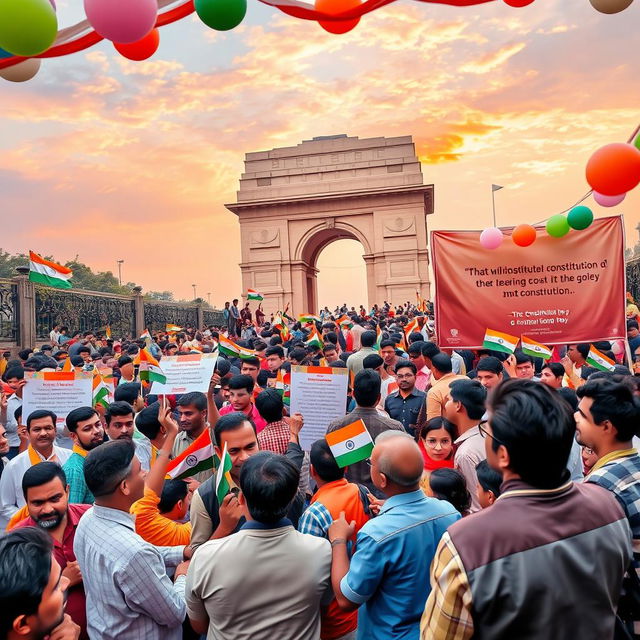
1,0,639,309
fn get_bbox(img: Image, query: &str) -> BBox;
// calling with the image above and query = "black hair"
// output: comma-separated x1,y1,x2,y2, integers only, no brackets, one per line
324,332,338,346
117,355,133,368
114,382,142,406
408,332,424,345
288,348,307,363
429,468,471,515
421,342,440,360
476,459,502,497
105,401,134,426
69,355,85,367
239,452,299,524
448,379,487,420
18,348,33,361
431,352,453,375
265,346,285,359
255,389,284,424
543,362,565,379
476,356,504,375
26,409,57,430
323,343,338,354
514,350,533,365
252,340,267,352
2,365,24,382
576,379,640,441
228,374,255,394
241,356,261,369
556,387,579,412
310,438,344,482
216,358,232,377
14,406,22,422
360,331,376,348
66,406,98,433
177,391,207,411
84,439,136,497
628,319,639,331
418,416,456,443
136,402,162,440
379,339,396,351
77,346,91,355
22,461,67,500
569,343,590,360
0,527,54,638
408,341,425,356
362,354,384,370
353,369,382,407
489,379,575,489
158,479,189,513
394,359,417,375
213,412,256,447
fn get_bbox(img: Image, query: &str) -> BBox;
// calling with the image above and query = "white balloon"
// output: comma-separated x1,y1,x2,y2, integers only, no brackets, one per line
589,0,634,14
0,58,41,82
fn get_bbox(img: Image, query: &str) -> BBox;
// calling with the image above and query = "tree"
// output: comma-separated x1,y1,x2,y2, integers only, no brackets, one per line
145,290,175,301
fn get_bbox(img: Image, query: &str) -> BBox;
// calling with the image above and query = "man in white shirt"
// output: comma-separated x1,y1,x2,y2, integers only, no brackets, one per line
0,409,71,523
3,365,24,458
186,452,332,639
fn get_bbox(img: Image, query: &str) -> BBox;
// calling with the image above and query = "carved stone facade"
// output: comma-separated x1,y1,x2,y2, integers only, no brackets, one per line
226,135,434,316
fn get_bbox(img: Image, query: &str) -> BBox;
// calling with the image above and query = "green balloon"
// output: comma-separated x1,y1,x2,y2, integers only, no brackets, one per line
635,134,640,152
195,0,247,31
546,214,570,238
567,206,594,231
0,0,57,57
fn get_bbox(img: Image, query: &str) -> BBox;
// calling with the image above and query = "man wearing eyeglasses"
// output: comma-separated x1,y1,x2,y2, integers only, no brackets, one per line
421,379,632,640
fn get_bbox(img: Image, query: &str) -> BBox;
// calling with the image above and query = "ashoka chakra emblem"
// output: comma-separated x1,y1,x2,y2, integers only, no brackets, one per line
186,454,197,467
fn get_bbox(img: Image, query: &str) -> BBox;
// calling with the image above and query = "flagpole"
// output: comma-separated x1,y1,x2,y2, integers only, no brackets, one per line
491,184,503,228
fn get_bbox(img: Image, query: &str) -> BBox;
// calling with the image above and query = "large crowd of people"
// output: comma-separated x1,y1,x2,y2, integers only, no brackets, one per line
1,295,640,640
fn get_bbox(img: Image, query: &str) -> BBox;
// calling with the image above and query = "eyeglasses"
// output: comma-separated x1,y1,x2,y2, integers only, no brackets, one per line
424,438,452,449
478,422,507,447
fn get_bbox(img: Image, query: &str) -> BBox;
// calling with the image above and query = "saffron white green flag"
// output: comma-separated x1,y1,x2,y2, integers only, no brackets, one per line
586,345,616,372
482,328,519,355
521,336,552,360
166,429,214,480
325,419,373,468
137,348,167,385
218,335,260,359
29,251,72,289
215,442,233,504
247,289,263,301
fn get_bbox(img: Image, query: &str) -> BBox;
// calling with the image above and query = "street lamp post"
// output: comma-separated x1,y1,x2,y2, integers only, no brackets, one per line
117,260,124,286
207,292,211,305
192,284,197,300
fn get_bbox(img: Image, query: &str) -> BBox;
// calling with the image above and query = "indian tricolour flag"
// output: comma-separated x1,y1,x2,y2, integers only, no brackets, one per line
137,348,167,385
218,334,259,359
166,324,183,333
337,314,353,329
140,329,151,340
247,289,263,301
586,345,616,372
482,329,519,355
92,370,110,409
521,335,552,360
326,419,374,468
299,314,321,324
305,326,324,350
166,429,214,480
215,442,233,503
29,251,72,289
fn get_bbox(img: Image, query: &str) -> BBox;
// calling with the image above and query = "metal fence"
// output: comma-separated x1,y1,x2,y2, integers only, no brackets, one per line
143,302,200,333
628,257,640,304
203,309,225,326
0,279,17,342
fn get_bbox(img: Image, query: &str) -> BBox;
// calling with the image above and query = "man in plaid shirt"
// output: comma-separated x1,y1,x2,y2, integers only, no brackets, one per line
577,378,640,637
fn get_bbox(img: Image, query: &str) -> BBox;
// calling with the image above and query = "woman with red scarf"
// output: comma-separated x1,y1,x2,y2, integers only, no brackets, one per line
417,417,455,473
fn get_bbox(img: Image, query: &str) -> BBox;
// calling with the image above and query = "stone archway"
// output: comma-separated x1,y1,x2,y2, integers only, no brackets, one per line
225,135,434,316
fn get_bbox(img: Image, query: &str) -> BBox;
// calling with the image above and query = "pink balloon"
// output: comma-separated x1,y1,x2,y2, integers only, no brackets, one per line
84,0,157,43
593,191,626,207
480,227,504,250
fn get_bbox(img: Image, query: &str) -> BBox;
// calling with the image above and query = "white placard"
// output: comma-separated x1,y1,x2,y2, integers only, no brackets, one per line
290,366,349,450
22,371,93,424
150,353,218,395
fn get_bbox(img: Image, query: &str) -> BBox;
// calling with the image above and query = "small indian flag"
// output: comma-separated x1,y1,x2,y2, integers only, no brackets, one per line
92,370,110,409
218,334,259,359
61,357,73,372
215,442,233,504
404,318,420,339
305,326,324,350
521,335,552,360
275,368,290,406
137,348,167,385
29,251,72,289
299,314,321,324
337,314,354,329
140,329,151,340
247,289,264,301
166,429,214,480
166,324,183,333
374,324,383,351
586,345,616,372
482,328,519,355
326,419,374,468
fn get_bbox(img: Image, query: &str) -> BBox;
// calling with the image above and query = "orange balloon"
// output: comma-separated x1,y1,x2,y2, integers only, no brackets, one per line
114,28,159,61
586,142,640,196
315,0,360,34
511,224,537,247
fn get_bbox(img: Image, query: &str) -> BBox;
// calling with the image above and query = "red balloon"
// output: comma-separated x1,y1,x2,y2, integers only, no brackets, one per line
586,143,640,197
503,0,535,5
114,28,159,61
511,224,537,247
315,0,361,34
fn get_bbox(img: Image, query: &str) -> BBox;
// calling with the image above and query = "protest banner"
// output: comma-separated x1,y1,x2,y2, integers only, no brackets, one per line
150,353,217,394
22,371,93,424
432,215,626,348
290,365,349,450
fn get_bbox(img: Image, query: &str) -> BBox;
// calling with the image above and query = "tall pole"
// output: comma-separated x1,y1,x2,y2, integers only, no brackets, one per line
491,191,497,228
192,284,197,300
117,260,124,286
207,292,211,305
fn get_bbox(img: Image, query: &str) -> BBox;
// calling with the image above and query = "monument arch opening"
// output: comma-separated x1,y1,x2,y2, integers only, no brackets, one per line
226,134,434,316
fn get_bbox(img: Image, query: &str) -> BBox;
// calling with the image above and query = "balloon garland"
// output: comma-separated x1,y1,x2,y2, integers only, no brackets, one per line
0,0,635,82
480,124,640,249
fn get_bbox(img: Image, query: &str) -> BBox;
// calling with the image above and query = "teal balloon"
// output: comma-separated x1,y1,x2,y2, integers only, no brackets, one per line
0,0,58,57
195,0,246,30
546,214,570,238
0,47,12,58
567,206,594,231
